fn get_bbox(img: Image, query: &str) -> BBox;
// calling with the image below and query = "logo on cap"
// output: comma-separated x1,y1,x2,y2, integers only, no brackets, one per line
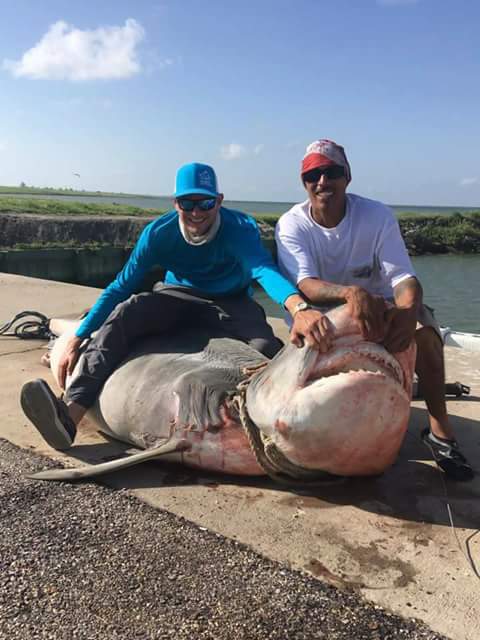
198,169,213,188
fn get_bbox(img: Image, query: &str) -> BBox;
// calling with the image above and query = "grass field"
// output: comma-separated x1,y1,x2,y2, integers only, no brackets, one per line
0,185,145,198
0,197,158,217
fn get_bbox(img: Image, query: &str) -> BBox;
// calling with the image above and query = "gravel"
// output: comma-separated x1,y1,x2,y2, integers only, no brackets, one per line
0,438,448,640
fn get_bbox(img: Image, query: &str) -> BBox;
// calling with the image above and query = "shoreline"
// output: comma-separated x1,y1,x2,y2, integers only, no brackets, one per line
1,206,480,256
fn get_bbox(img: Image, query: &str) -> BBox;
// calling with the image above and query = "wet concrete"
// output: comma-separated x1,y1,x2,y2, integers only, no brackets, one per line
1,272,480,639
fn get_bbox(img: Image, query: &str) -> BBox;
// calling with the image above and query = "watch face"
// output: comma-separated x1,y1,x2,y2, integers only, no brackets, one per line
295,302,309,314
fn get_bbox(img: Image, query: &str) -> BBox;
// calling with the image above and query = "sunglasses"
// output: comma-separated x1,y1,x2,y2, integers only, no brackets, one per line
302,165,345,183
177,198,217,212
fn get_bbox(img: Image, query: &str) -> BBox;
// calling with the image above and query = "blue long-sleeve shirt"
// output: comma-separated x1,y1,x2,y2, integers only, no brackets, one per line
75,207,298,338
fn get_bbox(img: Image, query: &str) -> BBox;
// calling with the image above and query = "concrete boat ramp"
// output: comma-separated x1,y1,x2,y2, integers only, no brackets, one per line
1,273,479,639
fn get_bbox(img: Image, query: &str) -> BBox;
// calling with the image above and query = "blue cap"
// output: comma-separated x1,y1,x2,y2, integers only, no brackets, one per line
174,162,219,198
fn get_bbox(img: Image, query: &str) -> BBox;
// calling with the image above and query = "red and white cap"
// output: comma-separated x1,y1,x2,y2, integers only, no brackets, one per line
301,139,351,182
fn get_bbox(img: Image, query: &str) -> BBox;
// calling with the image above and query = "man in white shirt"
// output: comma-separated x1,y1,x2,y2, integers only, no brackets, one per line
275,139,473,481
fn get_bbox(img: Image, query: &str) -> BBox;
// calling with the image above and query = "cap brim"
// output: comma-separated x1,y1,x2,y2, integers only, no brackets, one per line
174,188,218,199
301,153,337,175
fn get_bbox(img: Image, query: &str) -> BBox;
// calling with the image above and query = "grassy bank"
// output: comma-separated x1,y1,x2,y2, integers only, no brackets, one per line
397,211,480,254
1,197,480,254
0,197,158,217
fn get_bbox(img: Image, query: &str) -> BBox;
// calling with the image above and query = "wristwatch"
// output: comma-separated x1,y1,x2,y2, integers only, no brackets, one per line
292,301,312,316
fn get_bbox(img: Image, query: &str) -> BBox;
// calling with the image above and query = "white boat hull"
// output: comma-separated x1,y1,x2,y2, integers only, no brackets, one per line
440,328,480,351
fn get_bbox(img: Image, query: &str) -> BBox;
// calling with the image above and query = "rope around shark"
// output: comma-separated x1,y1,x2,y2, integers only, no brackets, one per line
233,363,345,487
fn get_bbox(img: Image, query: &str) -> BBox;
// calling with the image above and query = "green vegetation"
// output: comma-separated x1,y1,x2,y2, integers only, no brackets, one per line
253,214,281,228
0,185,148,198
399,212,480,254
1,197,480,254
397,210,480,223
0,197,161,217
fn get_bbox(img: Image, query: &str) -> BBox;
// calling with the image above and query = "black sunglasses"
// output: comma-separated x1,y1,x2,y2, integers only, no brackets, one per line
302,165,345,183
177,198,217,212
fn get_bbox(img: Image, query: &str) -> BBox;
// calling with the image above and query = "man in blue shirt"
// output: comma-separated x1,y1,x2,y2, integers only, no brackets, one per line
20,162,333,451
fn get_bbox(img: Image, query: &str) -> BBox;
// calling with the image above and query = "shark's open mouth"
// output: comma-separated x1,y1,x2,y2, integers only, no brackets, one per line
303,341,404,389
245,308,416,477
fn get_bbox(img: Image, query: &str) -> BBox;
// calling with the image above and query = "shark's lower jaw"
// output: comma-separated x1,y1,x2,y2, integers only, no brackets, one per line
272,369,411,474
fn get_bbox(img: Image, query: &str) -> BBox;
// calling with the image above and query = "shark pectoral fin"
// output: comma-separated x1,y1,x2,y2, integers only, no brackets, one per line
26,439,191,482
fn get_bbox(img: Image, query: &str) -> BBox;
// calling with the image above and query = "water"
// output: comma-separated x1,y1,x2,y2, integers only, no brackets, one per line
411,255,480,332
254,254,480,334
1,192,478,216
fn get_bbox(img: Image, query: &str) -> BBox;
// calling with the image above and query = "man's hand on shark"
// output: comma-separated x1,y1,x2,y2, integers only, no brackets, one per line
344,286,387,343
289,309,334,352
383,306,418,353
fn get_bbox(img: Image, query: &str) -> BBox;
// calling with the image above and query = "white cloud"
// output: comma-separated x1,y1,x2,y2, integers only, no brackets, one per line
253,144,265,155
460,177,479,186
3,19,145,81
377,0,418,6
221,143,247,160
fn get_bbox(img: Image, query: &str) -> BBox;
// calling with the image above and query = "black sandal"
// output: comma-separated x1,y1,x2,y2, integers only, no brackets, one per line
422,428,474,482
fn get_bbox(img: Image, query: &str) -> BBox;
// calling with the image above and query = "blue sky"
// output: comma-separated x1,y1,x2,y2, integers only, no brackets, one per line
1,0,479,206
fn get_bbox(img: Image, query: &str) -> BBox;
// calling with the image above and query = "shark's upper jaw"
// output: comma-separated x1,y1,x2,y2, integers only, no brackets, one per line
301,340,404,390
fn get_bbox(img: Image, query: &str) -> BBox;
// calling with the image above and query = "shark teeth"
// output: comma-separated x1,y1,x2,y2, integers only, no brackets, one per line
304,344,404,388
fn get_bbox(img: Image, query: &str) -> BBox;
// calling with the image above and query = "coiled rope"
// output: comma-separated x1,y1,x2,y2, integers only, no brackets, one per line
0,311,53,340
234,364,345,488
